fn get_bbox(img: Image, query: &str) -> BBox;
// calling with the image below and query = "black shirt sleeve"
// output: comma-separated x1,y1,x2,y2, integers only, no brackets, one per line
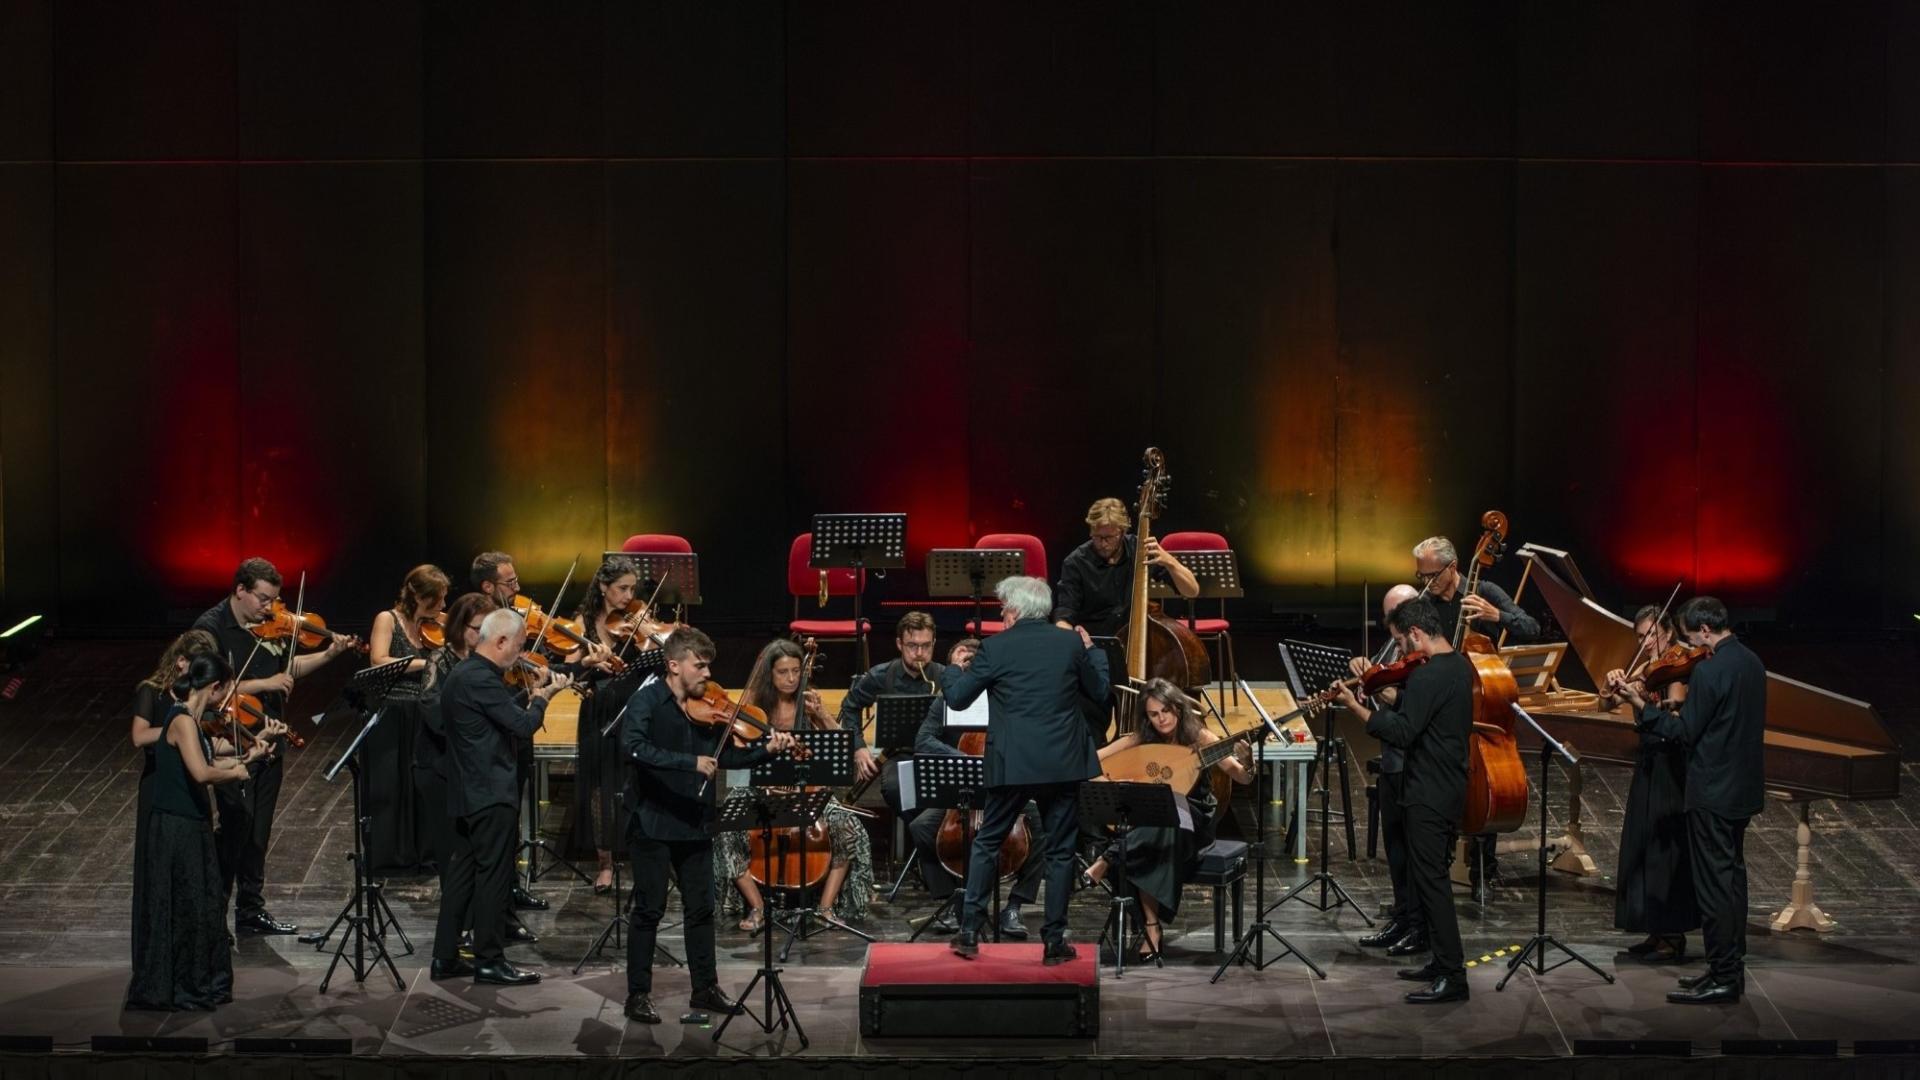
1476,582,1540,643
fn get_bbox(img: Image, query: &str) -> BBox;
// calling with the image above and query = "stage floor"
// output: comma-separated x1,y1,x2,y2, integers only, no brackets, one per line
6,637,1920,1060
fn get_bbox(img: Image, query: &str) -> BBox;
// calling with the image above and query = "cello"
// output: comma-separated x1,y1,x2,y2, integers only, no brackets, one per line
934,728,1033,882
1119,448,1213,704
743,639,834,894
1451,511,1530,835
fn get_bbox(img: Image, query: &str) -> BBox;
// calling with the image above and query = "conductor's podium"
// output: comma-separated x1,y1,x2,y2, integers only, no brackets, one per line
859,942,1099,1038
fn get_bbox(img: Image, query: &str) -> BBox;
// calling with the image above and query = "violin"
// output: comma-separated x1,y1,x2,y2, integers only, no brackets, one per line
608,598,677,648
1355,649,1431,695
250,599,367,654
512,596,621,674
503,651,589,698
685,682,787,748
419,613,446,651
1642,643,1711,692
211,691,307,750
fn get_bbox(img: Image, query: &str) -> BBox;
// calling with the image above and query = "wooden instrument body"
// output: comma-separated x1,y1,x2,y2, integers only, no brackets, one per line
935,731,1032,880
1121,603,1214,692
1460,651,1528,834
746,819,833,890
1098,739,1204,796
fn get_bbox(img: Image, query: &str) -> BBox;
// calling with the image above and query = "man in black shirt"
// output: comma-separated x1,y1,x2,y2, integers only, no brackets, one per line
1333,598,1475,1004
193,557,354,937
1351,584,1427,957
469,550,548,920
1611,596,1766,1005
837,611,945,786
620,627,796,1025
1052,497,1199,638
430,607,572,985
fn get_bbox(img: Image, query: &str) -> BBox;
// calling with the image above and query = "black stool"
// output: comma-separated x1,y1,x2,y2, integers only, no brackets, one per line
1190,838,1249,953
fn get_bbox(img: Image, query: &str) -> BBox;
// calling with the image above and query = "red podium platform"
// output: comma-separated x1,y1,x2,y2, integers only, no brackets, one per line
859,942,1099,1038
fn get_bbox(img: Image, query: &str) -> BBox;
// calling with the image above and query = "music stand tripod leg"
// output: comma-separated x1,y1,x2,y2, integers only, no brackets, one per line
1211,702,1326,984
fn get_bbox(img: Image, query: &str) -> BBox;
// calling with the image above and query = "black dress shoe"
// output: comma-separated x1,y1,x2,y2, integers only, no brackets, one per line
688,985,746,1016
1396,963,1441,982
474,960,541,985
1668,978,1741,1005
1043,940,1078,966
1386,934,1430,957
504,922,539,945
1624,935,1661,956
997,905,1030,941
624,993,660,1024
949,929,979,959
430,957,475,980
511,886,549,911
1359,920,1411,949
236,912,298,936
1405,973,1470,1004
1677,972,1711,989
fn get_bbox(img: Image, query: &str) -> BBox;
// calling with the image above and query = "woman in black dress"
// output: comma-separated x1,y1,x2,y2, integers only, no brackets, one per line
1080,679,1252,956
366,564,450,871
566,556,640,893
1603,604,1699,962
128,654,270,1011
128,631,221,943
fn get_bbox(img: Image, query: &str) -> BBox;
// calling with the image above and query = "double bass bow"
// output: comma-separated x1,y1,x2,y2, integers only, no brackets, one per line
1451,511,1529,835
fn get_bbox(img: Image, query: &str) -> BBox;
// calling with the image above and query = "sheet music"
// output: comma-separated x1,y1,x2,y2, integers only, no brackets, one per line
898,759,917,813
944,694,989,730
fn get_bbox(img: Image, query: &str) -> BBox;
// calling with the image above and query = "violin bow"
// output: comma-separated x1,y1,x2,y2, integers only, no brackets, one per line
527,556,579,664
284,572,309,679
1621,580,1685,682
614,570,671,665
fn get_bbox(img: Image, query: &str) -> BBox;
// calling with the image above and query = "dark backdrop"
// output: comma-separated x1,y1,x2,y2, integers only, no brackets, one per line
2,0,1917,635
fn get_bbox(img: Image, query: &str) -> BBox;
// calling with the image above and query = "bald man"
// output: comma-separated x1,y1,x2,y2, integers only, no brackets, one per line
1354,584,1426,956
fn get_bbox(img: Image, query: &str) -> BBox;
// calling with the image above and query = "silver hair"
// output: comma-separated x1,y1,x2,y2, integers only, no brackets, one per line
1412,536,1457,565
995,575,1053,623
478,607,524,646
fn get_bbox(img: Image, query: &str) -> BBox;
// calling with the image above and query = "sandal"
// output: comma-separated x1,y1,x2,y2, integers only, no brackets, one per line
737,908,767,935
593,868,614,895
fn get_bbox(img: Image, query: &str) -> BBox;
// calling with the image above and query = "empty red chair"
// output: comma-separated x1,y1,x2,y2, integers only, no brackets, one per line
788,533,871,669
1161,531,1237,703
965,533,1049,636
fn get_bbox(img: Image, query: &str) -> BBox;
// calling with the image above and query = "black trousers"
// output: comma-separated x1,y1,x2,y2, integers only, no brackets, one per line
1377,771,1419,924
1404,804,1464,979
433,804,518,963
963,782,1078,943
908,804,1043,905
628,833,717,996
1687,808,1750,983
213,754,283,921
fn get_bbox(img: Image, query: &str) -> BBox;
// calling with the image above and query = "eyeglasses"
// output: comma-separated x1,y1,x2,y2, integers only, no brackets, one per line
1413,562,1456,585
247,589,278,604
496,577,520,590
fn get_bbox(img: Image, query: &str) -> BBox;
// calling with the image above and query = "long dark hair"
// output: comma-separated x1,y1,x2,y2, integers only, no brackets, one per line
1137,678,1203,747
170,653,235,703
576,556,640,636
142,629,220,691
743,638,807,719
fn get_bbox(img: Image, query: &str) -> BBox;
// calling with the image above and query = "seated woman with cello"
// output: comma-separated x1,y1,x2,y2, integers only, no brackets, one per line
1080,678,1251,957
714,638,875,933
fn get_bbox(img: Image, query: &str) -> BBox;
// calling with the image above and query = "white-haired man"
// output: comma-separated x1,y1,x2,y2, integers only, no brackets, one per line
942,575,1110,964
1352,583,1426,956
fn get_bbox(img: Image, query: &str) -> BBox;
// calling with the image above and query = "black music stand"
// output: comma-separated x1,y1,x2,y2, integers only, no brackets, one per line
712,788,833,1051
811,513,908,672
927,548,1024,635
1213,677,1327,982
573,791,682,974
1268,641,1371,926
905,755,1006,942
1497,703,1614,992
1079,781,1180,979
745,730,872,957
1149,548,1245,709
602,550,702,614
307,658,414,992
872,694,938,898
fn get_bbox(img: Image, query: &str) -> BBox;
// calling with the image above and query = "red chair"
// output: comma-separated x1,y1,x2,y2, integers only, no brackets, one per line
620,533,693,554
1161,531,1238,704
788,533,871,670
964,533,1049,636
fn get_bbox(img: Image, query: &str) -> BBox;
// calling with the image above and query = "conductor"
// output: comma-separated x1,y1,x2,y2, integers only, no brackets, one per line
942,576,1110,964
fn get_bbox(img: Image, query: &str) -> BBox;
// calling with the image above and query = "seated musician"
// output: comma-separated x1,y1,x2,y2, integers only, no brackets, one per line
715,639,874,932
1052,497,1200,638
836,611,946,784
1599,605,1699,964
905,638,1049,939
1079,678,1251,957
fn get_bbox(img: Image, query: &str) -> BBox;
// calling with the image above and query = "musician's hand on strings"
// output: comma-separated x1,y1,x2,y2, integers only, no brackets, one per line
1143,538,1177,567
539,671,573,699
262,718,290,741
767,731,797,755
1460,593,1500,625
695,755,718,778
1348,656,1370,678
803,688,826,718
325,632,355,657
853,747,879,782
1328,678,1360,712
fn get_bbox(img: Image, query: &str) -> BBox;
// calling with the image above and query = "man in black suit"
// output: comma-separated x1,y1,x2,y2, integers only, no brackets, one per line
620,627,796,1025
943,576,1109,963
430,606,573,985
1332,597,1475,1004
1351,584,1427,957
1610,595,1766,1005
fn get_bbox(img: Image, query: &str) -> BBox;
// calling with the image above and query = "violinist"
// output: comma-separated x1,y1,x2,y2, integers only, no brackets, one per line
468,550,546,915
1351,584,1429,958
127,654,270,1011
715,639,875,933
834,611,945,784
620,627,796,1025
365,564,450,872
1052,497,1199,637
429,607,573,986
128,630,221,956
1329,598,1473,1004
193,557,353,938
1080,679,1252,958
1598,605,1699,966
419,592,495,873
567,556,643,893
1608,596,1765,1006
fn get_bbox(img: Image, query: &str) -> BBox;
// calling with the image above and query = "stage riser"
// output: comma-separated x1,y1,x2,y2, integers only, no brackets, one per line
860,986,1098,1038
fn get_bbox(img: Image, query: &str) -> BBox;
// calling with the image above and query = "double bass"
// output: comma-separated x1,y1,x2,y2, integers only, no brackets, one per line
1452,510,1530,835
1120,447,1212,700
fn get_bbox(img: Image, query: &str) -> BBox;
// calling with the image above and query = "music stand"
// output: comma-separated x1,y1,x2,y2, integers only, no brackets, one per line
711,788,833,1052
1079,781,1180,978
1268,642,1370,926
307,659,414,992
927,548,1024,635
1149,548,1245,709
573,792,682,974
1496,704,1615,992
746,730,872,956
811,513,908,671
873,693,938,750
904,755,1005,943
602,550,702,611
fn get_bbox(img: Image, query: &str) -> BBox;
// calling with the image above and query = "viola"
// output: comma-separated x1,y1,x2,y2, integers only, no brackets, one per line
936,730,1033,881
250,599,367,653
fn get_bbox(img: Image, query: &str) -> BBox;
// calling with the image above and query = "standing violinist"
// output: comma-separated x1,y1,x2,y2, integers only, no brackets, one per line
567,556,644,894
1608,596,1765,1005
1351,584,1429,958
835,611,945,785
1330,598,1474,1004
714,638,874,933
193,557,353,938
469,550,548,916
1599,605,1699,965
365,564,449,872
620,627,796,1025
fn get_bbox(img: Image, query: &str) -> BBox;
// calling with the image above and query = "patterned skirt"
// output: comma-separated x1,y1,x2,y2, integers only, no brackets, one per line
713,795,873,921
